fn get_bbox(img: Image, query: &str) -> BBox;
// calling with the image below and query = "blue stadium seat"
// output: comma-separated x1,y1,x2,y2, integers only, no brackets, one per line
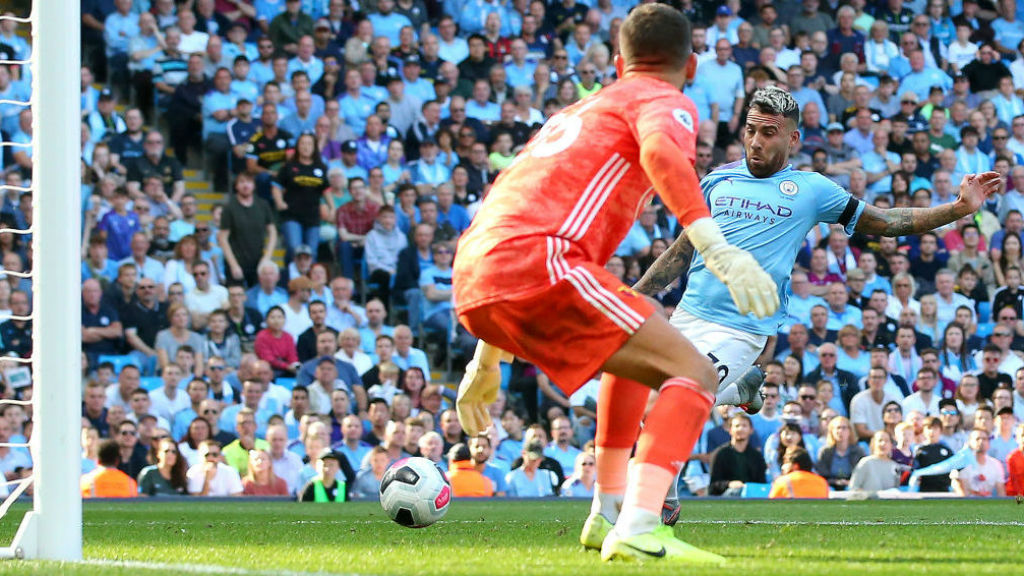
277,377,297,391
140,376,163,392
97,354,138,375
977,301,991,324
740,483,770,498
976,322,995,338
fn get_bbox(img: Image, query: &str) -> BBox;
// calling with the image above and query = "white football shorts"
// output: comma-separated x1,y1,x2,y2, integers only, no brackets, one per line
669,308,769,388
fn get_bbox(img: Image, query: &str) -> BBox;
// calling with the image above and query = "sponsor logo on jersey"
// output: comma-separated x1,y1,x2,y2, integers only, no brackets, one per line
672,108,694,133
779,180,799,196
713,196,793,224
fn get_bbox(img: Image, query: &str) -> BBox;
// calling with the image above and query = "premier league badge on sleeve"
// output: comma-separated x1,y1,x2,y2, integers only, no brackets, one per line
672,109,694,133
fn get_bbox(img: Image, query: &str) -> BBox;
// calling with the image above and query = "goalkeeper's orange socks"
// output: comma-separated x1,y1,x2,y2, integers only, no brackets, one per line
616,377,713,537
591,373,648,521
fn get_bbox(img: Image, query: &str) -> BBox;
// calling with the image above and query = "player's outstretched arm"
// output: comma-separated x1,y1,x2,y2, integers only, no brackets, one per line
456,341,514,436
855,172,1001,236
633,231,694,296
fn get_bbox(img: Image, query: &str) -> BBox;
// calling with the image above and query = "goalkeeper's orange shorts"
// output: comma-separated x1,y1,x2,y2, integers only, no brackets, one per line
457,260,655,395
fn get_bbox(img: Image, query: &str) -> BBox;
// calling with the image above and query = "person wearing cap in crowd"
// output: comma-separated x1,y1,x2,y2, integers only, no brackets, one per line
405,101,443,162
299,448,349,502
705,5,739,47
402,54,436,105
406,137,450,191
505,441,556,498
86,89,127,144
822,121,861,188
447,442,494,497
337,140,369,181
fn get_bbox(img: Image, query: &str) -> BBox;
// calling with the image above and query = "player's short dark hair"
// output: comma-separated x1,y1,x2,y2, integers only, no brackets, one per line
619,3,692,69
748,86,800,127
782,446,813,472
97,439,120,467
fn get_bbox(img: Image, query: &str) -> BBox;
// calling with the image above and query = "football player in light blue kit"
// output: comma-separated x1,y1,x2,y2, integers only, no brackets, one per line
635,86,1001,519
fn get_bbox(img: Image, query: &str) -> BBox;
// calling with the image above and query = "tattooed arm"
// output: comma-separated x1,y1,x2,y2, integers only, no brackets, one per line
854,172,1002,236
633,231,694,296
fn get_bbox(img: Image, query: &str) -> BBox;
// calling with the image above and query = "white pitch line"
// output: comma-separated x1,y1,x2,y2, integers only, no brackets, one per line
673,520,1024,527
80,559,368,576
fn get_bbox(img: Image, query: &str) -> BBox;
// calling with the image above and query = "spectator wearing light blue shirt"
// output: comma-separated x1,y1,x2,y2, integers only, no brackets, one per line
992,76,1024,126
896,50,952,103
103,0,139,87
249,39,278,89
287,37,325,85
862,128,901,197
255,0,287,27
505,442,556,498
435,183,470,233
698,39,745,134
457,0,506,36
203,68,239,192
279,90,318,136
504,40,537,88
992,13,1024,59
954,126,992,183
230,58,260,103
437,16,469,64
409,141,452,188
339,69,378,136
544,416,582,478
368,0,414,46
825,281,863,331
465,79,501,123
401,57,436,104
843,109,876,156
787,66,827,116
564,24,594,67
222,23,259,64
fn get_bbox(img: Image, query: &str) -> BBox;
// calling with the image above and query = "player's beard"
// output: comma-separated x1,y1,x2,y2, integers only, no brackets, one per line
746,152,784,178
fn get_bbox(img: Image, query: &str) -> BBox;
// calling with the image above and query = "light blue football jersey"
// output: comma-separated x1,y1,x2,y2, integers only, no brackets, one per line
678,161,865,336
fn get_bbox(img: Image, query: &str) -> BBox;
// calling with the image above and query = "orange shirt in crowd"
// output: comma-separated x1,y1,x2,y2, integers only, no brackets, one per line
769,469,830,499
447,461,494,498
81,467,138,498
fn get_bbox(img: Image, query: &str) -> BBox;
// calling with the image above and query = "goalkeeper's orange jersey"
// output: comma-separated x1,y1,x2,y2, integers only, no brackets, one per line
454,74,705,311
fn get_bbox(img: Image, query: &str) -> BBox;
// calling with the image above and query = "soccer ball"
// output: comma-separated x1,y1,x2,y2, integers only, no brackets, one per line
379,457,452,528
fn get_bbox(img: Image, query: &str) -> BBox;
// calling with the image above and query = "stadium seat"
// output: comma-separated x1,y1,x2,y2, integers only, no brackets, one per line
976,322,995,338
977,301,991,324
97,355,138,375
277,377,297,391
140,376,163,392
740,483,770,498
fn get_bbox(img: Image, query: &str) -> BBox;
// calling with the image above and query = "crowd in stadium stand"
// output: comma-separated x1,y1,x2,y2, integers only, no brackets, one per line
3,0,1024,499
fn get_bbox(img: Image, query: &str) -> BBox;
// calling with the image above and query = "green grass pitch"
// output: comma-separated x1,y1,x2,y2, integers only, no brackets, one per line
0,499,1022,575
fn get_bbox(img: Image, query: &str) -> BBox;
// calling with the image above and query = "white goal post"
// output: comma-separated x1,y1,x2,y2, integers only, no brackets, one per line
0,0,82,562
